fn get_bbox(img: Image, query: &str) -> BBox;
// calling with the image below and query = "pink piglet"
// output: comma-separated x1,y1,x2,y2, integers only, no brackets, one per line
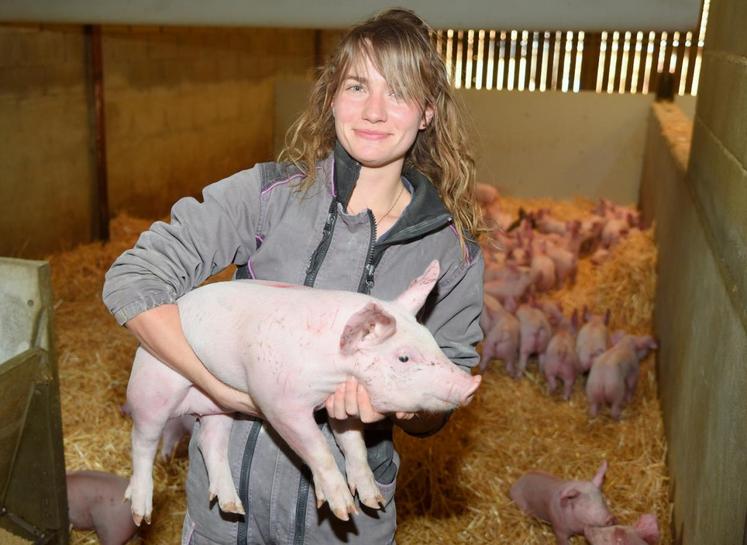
539,310,580,400
586,333,658,419
510,461,615,545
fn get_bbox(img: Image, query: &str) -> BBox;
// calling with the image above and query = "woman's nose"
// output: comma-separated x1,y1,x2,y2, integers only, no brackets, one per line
362,91,387,123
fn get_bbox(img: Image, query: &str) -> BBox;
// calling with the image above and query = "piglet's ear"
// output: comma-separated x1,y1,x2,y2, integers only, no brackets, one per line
393,260,440,316
339,303,397,355
559,488,580,508
591,460,608,488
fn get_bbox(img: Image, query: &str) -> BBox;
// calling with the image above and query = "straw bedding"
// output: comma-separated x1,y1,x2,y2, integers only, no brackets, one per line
50,198,669,545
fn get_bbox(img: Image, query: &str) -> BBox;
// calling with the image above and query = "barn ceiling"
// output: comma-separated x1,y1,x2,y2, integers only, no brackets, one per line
0,0,702,31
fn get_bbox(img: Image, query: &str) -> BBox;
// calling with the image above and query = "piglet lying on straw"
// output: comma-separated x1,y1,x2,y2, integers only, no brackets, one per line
510,461,616,545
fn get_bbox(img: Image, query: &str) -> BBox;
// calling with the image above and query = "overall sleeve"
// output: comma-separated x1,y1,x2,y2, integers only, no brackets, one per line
403,248,483,437
425,249,485,373
102,167,263,325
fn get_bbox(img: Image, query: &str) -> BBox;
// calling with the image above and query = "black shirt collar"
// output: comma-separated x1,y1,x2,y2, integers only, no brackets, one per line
332,141,451,236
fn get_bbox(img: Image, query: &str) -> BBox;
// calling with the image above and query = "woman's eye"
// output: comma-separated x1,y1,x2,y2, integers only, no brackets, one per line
398,355,409,363
348,84,364,92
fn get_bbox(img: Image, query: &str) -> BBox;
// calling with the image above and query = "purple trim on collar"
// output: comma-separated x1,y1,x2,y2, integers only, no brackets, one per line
261,173,303,196
246,256,257,279
255,234,264,249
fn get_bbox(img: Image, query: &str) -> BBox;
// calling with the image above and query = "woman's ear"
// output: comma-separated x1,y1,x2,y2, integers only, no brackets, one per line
420,107,434,129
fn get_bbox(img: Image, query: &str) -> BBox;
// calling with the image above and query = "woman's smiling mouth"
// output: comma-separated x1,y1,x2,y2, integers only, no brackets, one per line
354,129,390,140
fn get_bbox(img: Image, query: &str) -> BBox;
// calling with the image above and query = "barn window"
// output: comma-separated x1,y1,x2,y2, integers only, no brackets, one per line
436,0,710,96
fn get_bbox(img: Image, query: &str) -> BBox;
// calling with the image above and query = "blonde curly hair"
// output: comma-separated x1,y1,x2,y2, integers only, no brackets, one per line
279,8,486,249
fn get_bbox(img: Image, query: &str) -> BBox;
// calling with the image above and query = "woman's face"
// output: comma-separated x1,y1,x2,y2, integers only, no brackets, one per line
332,54,432,172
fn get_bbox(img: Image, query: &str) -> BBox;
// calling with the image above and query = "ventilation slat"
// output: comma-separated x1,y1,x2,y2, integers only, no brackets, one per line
434,0,708,96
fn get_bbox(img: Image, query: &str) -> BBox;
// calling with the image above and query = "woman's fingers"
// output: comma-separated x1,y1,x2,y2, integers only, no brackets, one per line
357,384,386,423
324,377,388,423
344,377,359,417
330,382,348,420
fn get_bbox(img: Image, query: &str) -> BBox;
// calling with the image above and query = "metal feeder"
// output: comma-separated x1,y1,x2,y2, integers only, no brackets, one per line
0,257,68,545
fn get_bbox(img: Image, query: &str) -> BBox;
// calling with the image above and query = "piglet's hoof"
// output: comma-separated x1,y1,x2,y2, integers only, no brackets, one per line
346,466,385,510
124,482,152,527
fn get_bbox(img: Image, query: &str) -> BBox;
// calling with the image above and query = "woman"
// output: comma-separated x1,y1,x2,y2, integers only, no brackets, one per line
103,8,484,545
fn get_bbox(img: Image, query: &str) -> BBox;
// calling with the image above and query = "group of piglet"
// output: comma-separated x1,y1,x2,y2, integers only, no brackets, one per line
476,184,657,420
511,460,660,545
477,184,662,544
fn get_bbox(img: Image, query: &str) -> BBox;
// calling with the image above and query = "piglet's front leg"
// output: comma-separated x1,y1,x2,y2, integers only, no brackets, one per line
268,409,357,520
329,418,385,510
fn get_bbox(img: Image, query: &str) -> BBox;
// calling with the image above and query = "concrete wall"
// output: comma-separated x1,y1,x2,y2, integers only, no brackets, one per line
0,25,96,257
273,74,314,157
104,26,315,219
639,12,747,543
0,24,316,258
461,90,654,203
675,94,697,120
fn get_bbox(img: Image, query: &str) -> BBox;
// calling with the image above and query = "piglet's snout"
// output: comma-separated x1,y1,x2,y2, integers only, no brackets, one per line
434,372,481,409
461,375,482,405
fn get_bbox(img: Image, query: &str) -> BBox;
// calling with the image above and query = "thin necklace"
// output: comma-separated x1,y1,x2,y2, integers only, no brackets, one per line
377,183,405,224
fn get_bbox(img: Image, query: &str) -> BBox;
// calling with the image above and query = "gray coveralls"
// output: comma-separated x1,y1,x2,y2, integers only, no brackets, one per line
103,143,484,545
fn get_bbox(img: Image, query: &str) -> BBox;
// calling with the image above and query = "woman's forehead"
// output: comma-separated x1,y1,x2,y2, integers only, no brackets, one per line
341,52,413,92
344,54,379,80
335,43,429,105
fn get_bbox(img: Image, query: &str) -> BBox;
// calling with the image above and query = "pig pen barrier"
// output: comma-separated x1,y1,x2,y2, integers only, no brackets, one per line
53,209,669,545
0,258,69,545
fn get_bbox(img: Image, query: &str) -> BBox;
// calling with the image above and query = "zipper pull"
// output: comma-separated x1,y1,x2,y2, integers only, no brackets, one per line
364,263,375,292
323,212,335,233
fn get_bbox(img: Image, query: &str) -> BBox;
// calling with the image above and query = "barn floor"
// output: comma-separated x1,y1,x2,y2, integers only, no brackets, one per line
53,198,670,545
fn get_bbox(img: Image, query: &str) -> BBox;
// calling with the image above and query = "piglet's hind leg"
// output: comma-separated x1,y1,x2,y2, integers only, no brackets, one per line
198,414,244,514
125,348,190,526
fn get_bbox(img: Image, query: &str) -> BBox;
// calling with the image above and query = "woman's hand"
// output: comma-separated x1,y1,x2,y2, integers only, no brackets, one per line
324,377,450,435
203,380,263,417
324,377,415,423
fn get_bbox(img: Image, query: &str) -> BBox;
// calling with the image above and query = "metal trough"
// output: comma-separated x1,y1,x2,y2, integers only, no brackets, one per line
0,257,68,545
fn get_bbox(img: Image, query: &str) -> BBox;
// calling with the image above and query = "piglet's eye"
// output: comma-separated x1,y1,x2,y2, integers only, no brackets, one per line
398,355,409,363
